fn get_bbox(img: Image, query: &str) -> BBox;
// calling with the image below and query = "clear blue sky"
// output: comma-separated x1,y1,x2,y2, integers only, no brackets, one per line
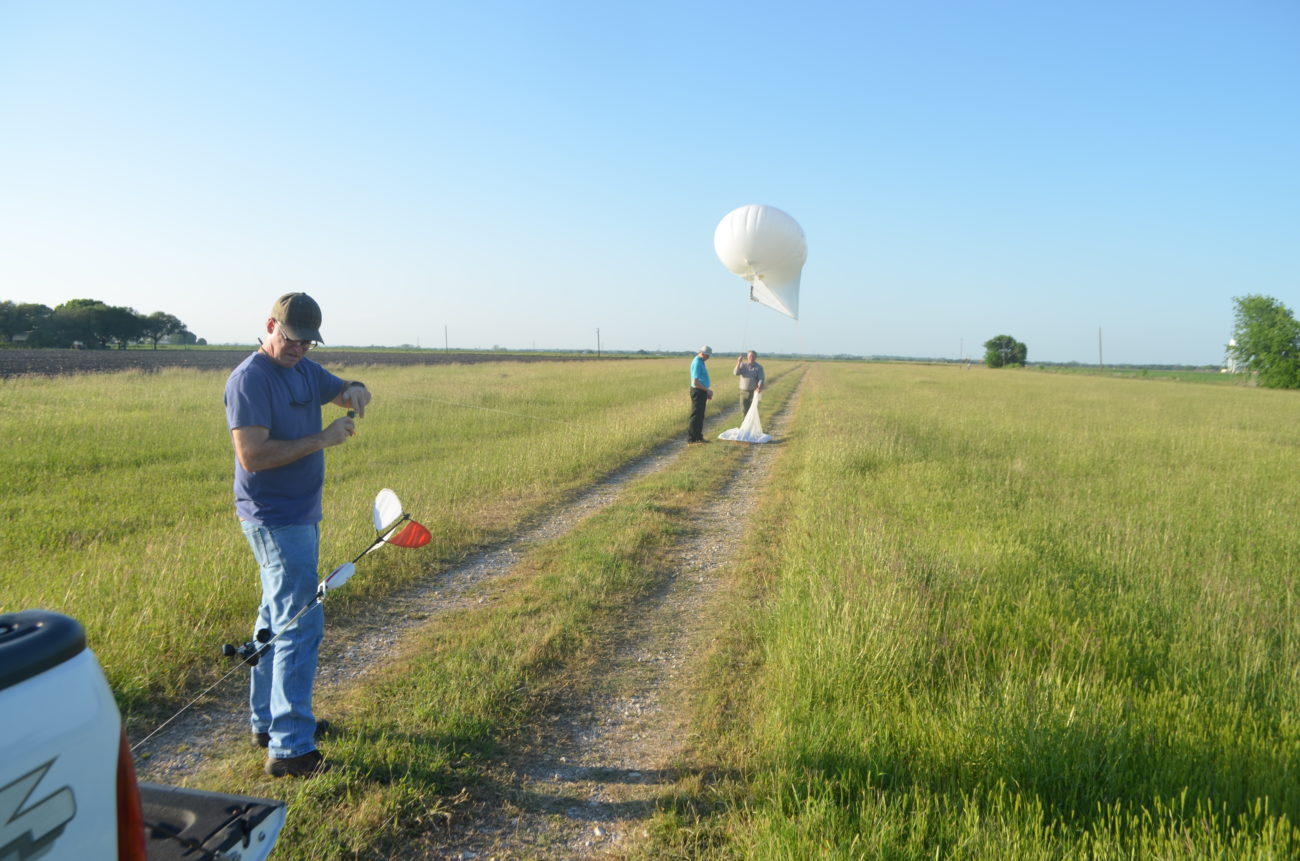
2,1,1296,364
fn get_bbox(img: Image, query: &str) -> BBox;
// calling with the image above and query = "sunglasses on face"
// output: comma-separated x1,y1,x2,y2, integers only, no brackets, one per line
276,326,317,351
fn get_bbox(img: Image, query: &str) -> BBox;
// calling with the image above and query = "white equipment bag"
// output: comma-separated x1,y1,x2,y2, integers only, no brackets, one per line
718,392,772,444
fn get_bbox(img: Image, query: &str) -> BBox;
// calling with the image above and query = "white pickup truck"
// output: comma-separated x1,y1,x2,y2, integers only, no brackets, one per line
0,609,286,860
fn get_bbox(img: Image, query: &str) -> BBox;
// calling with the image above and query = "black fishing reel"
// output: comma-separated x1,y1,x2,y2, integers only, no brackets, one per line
221,628,272,666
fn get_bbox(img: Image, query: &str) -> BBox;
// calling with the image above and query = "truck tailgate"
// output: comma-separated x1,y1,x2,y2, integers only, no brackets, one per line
140,783,285,861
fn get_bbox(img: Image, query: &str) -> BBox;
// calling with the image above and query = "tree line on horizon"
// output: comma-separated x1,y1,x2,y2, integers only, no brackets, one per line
0,299,203,350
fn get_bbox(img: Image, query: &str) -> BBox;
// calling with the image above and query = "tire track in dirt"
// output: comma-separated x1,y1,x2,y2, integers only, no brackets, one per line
132,375,800,788
415,380,803,860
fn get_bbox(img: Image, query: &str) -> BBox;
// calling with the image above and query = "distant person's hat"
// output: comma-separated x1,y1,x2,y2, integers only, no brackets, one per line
699,345,712,356
271,293,324,343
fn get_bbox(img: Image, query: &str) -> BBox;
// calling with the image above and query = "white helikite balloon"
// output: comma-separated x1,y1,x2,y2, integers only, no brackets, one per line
713,204,807,319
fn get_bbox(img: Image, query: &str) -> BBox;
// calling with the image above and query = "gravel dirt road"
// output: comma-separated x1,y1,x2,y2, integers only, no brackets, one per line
416,387,798,860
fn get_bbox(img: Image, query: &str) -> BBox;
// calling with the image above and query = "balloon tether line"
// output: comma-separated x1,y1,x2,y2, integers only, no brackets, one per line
130,658,257,753
739,295,753,353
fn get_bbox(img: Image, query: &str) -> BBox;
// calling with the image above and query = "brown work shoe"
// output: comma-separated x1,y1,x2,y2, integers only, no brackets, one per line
253,718,332,749
265,749,330,778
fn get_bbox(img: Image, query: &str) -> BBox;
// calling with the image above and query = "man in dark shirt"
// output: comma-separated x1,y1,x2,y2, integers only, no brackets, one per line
224,293,370,777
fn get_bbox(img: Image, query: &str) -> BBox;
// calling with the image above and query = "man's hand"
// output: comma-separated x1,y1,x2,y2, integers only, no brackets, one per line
343,382,370,418
324,415,356,444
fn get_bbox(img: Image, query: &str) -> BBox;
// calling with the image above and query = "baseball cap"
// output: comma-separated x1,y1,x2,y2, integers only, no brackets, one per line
699,345,713,356
271,293,324,343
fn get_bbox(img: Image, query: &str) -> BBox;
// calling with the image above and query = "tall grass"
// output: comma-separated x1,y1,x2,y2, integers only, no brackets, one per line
0,357,758,718
674,363,1300,856
10,357,1293,856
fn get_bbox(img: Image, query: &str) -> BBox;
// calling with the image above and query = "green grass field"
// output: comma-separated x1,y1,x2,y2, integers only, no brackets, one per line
3,358,1297,857
667,362,1300,857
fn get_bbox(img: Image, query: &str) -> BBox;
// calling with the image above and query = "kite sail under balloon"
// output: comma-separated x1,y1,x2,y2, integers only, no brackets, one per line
714,204,807,320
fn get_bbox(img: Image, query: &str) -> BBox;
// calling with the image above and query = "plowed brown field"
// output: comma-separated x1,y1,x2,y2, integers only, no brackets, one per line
0,348,594,378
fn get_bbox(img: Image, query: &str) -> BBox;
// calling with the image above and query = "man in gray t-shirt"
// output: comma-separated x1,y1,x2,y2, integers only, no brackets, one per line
733,350,765,417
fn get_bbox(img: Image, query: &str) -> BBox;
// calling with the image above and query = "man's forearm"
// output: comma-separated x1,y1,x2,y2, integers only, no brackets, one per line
236,434,329,473
232,421,346,473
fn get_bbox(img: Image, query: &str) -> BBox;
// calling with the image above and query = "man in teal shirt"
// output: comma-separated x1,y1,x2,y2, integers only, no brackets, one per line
688,345,713,443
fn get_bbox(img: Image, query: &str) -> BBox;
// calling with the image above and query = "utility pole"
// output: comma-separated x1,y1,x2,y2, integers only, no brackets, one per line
596,328,601,358
444,325,448,351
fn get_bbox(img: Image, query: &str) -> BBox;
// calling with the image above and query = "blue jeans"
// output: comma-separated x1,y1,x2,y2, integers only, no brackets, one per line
241,521,323,759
